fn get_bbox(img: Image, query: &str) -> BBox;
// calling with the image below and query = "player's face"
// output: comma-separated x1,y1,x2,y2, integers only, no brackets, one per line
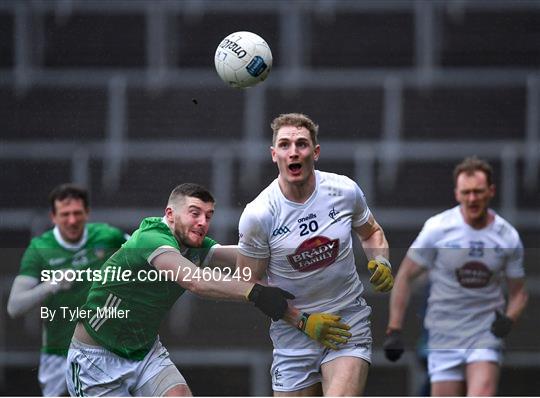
169,197,215,247
50,198,89,243
271,125,320,185
455,171,495,226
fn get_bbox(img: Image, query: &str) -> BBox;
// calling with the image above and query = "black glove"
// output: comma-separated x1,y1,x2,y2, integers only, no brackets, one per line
247,283,295,321
383,329,404,362
490,311,513,338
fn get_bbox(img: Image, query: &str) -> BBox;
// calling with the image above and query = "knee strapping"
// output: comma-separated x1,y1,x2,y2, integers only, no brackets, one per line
135,365,187,397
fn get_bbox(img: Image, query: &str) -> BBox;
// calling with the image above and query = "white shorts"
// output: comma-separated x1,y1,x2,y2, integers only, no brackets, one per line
428,349,502,383
66,337,186,396
39,353,68,396
270,300,372,392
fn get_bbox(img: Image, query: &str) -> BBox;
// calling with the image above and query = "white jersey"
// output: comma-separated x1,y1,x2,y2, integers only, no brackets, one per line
408,206,525,349
238,170,371,313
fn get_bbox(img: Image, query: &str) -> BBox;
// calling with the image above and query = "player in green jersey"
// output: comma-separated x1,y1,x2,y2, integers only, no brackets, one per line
7,183,128,396
66,183,350,397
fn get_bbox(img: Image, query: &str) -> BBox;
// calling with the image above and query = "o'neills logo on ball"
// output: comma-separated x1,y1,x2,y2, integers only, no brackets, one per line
219,39,247,58
287,236,340,272
455,261,493,288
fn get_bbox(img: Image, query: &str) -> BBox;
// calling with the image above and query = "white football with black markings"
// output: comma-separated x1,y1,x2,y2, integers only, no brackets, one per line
214,31,272,88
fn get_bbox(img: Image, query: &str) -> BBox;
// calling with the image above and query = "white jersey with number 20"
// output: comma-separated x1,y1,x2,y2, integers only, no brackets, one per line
238,170,371,314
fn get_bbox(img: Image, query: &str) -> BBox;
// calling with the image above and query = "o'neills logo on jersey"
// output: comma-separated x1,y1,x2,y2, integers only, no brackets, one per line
455,261,493,288
287,236,340,272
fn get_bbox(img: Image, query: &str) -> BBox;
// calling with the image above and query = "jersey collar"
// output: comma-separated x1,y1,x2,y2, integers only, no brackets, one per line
276,170,320,208
53,225,88,251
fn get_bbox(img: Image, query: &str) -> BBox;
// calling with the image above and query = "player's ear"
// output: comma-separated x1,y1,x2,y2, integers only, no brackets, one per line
270,146,277,163
165,207,174,223
313,145,321,162
488,184,496,198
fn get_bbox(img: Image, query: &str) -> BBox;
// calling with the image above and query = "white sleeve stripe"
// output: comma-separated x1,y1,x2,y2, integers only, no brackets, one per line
148,245,180,265
351,209,372,227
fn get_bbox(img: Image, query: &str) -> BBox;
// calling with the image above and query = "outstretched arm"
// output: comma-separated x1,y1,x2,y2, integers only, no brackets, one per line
206,245,238,268
152,250,291,321
7,274,72,318
154,251,253,300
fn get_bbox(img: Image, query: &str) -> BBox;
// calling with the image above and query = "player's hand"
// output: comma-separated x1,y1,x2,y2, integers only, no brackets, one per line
247,283,295,321
490,311,513,338
297,313,352,350
368,256,394,292
383,329,404,362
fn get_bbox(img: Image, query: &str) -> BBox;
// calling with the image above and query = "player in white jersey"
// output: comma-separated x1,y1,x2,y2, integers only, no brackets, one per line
237,113,394,396
384,157,528,396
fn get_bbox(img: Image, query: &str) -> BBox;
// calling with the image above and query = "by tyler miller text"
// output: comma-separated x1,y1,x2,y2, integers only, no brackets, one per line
41,306,130,322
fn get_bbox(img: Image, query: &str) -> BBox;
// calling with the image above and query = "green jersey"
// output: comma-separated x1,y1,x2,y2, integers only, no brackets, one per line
81,217,217,361
19,223,127,356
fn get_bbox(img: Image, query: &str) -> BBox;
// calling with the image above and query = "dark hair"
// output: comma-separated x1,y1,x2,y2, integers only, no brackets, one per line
168,183,215,207
270,113,319,146
49,184,89,214
453,156,494,186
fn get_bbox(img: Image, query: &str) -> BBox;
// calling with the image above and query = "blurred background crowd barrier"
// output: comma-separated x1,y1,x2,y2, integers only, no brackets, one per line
0,0,539,395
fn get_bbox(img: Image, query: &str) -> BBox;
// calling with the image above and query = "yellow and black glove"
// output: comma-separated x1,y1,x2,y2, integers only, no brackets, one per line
297,313,352,350
367,256,394,292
